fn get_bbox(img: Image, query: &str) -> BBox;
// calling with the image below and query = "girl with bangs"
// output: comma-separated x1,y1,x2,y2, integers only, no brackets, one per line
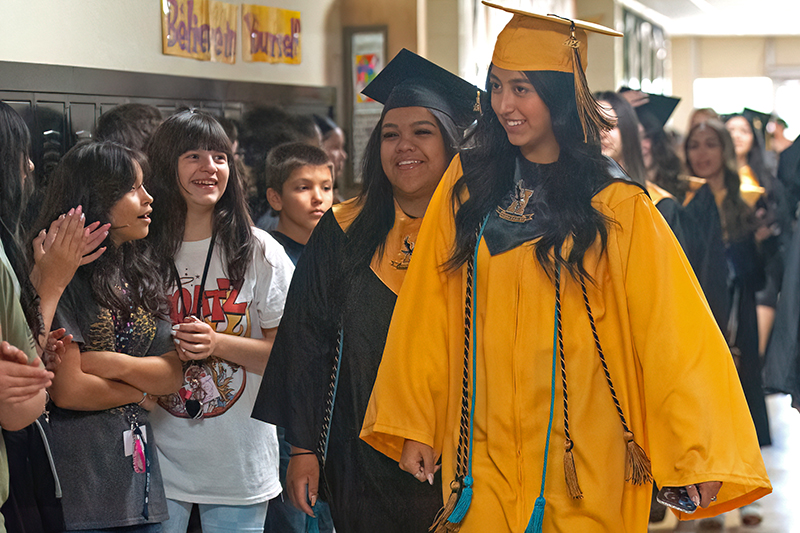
35,140,183,532
361,4,770,532
145,110,293,533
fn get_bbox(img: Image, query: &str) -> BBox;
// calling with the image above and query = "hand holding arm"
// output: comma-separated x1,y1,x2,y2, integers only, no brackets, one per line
41,328,72,371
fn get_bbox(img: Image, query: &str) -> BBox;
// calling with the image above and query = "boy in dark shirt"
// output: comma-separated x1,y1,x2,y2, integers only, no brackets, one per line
264,142,334,265
262,142,334,533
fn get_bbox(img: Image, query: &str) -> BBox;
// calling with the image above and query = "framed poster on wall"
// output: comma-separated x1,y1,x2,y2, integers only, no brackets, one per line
343,26,387,188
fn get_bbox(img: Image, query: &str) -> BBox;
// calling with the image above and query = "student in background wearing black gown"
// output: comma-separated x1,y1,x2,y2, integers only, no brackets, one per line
684,119,769,526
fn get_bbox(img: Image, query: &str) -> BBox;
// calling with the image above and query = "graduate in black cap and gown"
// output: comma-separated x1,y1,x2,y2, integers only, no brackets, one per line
251,49,480,533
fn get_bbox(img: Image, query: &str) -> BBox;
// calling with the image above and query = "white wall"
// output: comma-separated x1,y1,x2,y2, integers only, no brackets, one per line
0,0,341,88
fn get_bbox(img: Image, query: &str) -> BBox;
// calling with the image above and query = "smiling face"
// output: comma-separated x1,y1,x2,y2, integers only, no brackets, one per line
177,149,230,213
267,164,333,244
489,66,559,164
686,125,725,181
725,116,753,160
108,161,153,246
380,106,448,214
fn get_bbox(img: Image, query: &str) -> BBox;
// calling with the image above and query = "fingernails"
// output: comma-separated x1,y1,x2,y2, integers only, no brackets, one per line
691,495,700,506
427,473,434,485
170,329,177,336
68,208,75,216
173,338,181,345
310,494,317,507
80,212,85,221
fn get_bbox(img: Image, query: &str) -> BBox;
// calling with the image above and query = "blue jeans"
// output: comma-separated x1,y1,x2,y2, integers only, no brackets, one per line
163,500,268,533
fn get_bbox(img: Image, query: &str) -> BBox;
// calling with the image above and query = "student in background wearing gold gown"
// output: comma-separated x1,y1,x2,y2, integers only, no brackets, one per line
361,5,771,532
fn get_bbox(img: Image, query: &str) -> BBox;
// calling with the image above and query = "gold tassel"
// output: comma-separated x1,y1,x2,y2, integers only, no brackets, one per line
563,439,583,499
565,24,615,143
473,90,481,114
430,480,462,533
623,431,653,485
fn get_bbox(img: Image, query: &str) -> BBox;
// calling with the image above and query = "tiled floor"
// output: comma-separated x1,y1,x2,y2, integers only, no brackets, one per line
649,394,799,533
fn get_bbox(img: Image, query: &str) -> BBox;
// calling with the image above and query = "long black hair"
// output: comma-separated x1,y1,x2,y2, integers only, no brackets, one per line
32,141,166,317
342,107,461,272
725,113,772,185
448,68,613,280
0,101,41,334
146,110,255,285
595,91,647,186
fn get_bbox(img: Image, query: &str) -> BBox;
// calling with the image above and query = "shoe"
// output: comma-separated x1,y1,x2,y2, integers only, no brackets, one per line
740,502,763,526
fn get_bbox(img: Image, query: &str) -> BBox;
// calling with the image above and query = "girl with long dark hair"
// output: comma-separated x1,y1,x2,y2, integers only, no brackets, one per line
145,110,293,533
362,6,770,532
685,117,772,526
252,50,479,533
36,140,183,532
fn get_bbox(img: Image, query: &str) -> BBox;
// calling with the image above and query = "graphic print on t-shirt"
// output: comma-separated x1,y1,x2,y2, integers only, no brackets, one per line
157,275,251,419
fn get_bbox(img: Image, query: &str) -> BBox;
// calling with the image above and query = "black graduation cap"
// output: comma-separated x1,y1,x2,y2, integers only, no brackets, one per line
721,108,772,140
743,108,772,138
619,88,680,132
361,48,482,127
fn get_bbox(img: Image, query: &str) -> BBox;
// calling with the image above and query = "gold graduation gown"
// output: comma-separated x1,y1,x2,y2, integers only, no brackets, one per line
361,155,771,532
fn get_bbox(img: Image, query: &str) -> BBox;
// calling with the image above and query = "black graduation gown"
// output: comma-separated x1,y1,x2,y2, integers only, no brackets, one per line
682,185,731,332
684,185,770,446
726,235,771,446
252,209,442,533
764,212,800,404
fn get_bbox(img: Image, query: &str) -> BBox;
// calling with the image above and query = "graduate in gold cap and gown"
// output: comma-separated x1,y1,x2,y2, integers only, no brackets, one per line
251,50,481,533
361,4,771,532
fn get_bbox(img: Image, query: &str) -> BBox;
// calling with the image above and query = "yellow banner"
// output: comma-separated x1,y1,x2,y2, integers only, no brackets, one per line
162,0,237,63
162,0,210,60
209,0,237,63
241,5,301,64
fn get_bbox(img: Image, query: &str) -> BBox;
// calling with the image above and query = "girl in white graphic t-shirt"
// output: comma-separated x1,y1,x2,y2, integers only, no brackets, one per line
145,110,293,533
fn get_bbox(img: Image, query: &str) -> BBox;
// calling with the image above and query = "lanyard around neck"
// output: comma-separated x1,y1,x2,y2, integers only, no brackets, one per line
172,233,216,320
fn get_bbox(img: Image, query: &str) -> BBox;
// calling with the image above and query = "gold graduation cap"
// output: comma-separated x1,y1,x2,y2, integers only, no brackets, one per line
483,1,623,142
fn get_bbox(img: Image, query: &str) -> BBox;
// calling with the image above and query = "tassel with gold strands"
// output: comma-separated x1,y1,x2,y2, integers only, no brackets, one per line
562,20,615,143
473,89,482,114
431,215,490,533
624,431,653,485
579,275,653,486
554,261,583,499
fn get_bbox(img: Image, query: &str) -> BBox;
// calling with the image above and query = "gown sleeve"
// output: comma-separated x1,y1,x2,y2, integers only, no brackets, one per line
251,211,344,451
361,156,464,461
608,190,771,518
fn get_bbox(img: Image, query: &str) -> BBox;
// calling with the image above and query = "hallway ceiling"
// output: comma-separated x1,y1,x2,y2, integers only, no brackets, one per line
624,0,800,36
